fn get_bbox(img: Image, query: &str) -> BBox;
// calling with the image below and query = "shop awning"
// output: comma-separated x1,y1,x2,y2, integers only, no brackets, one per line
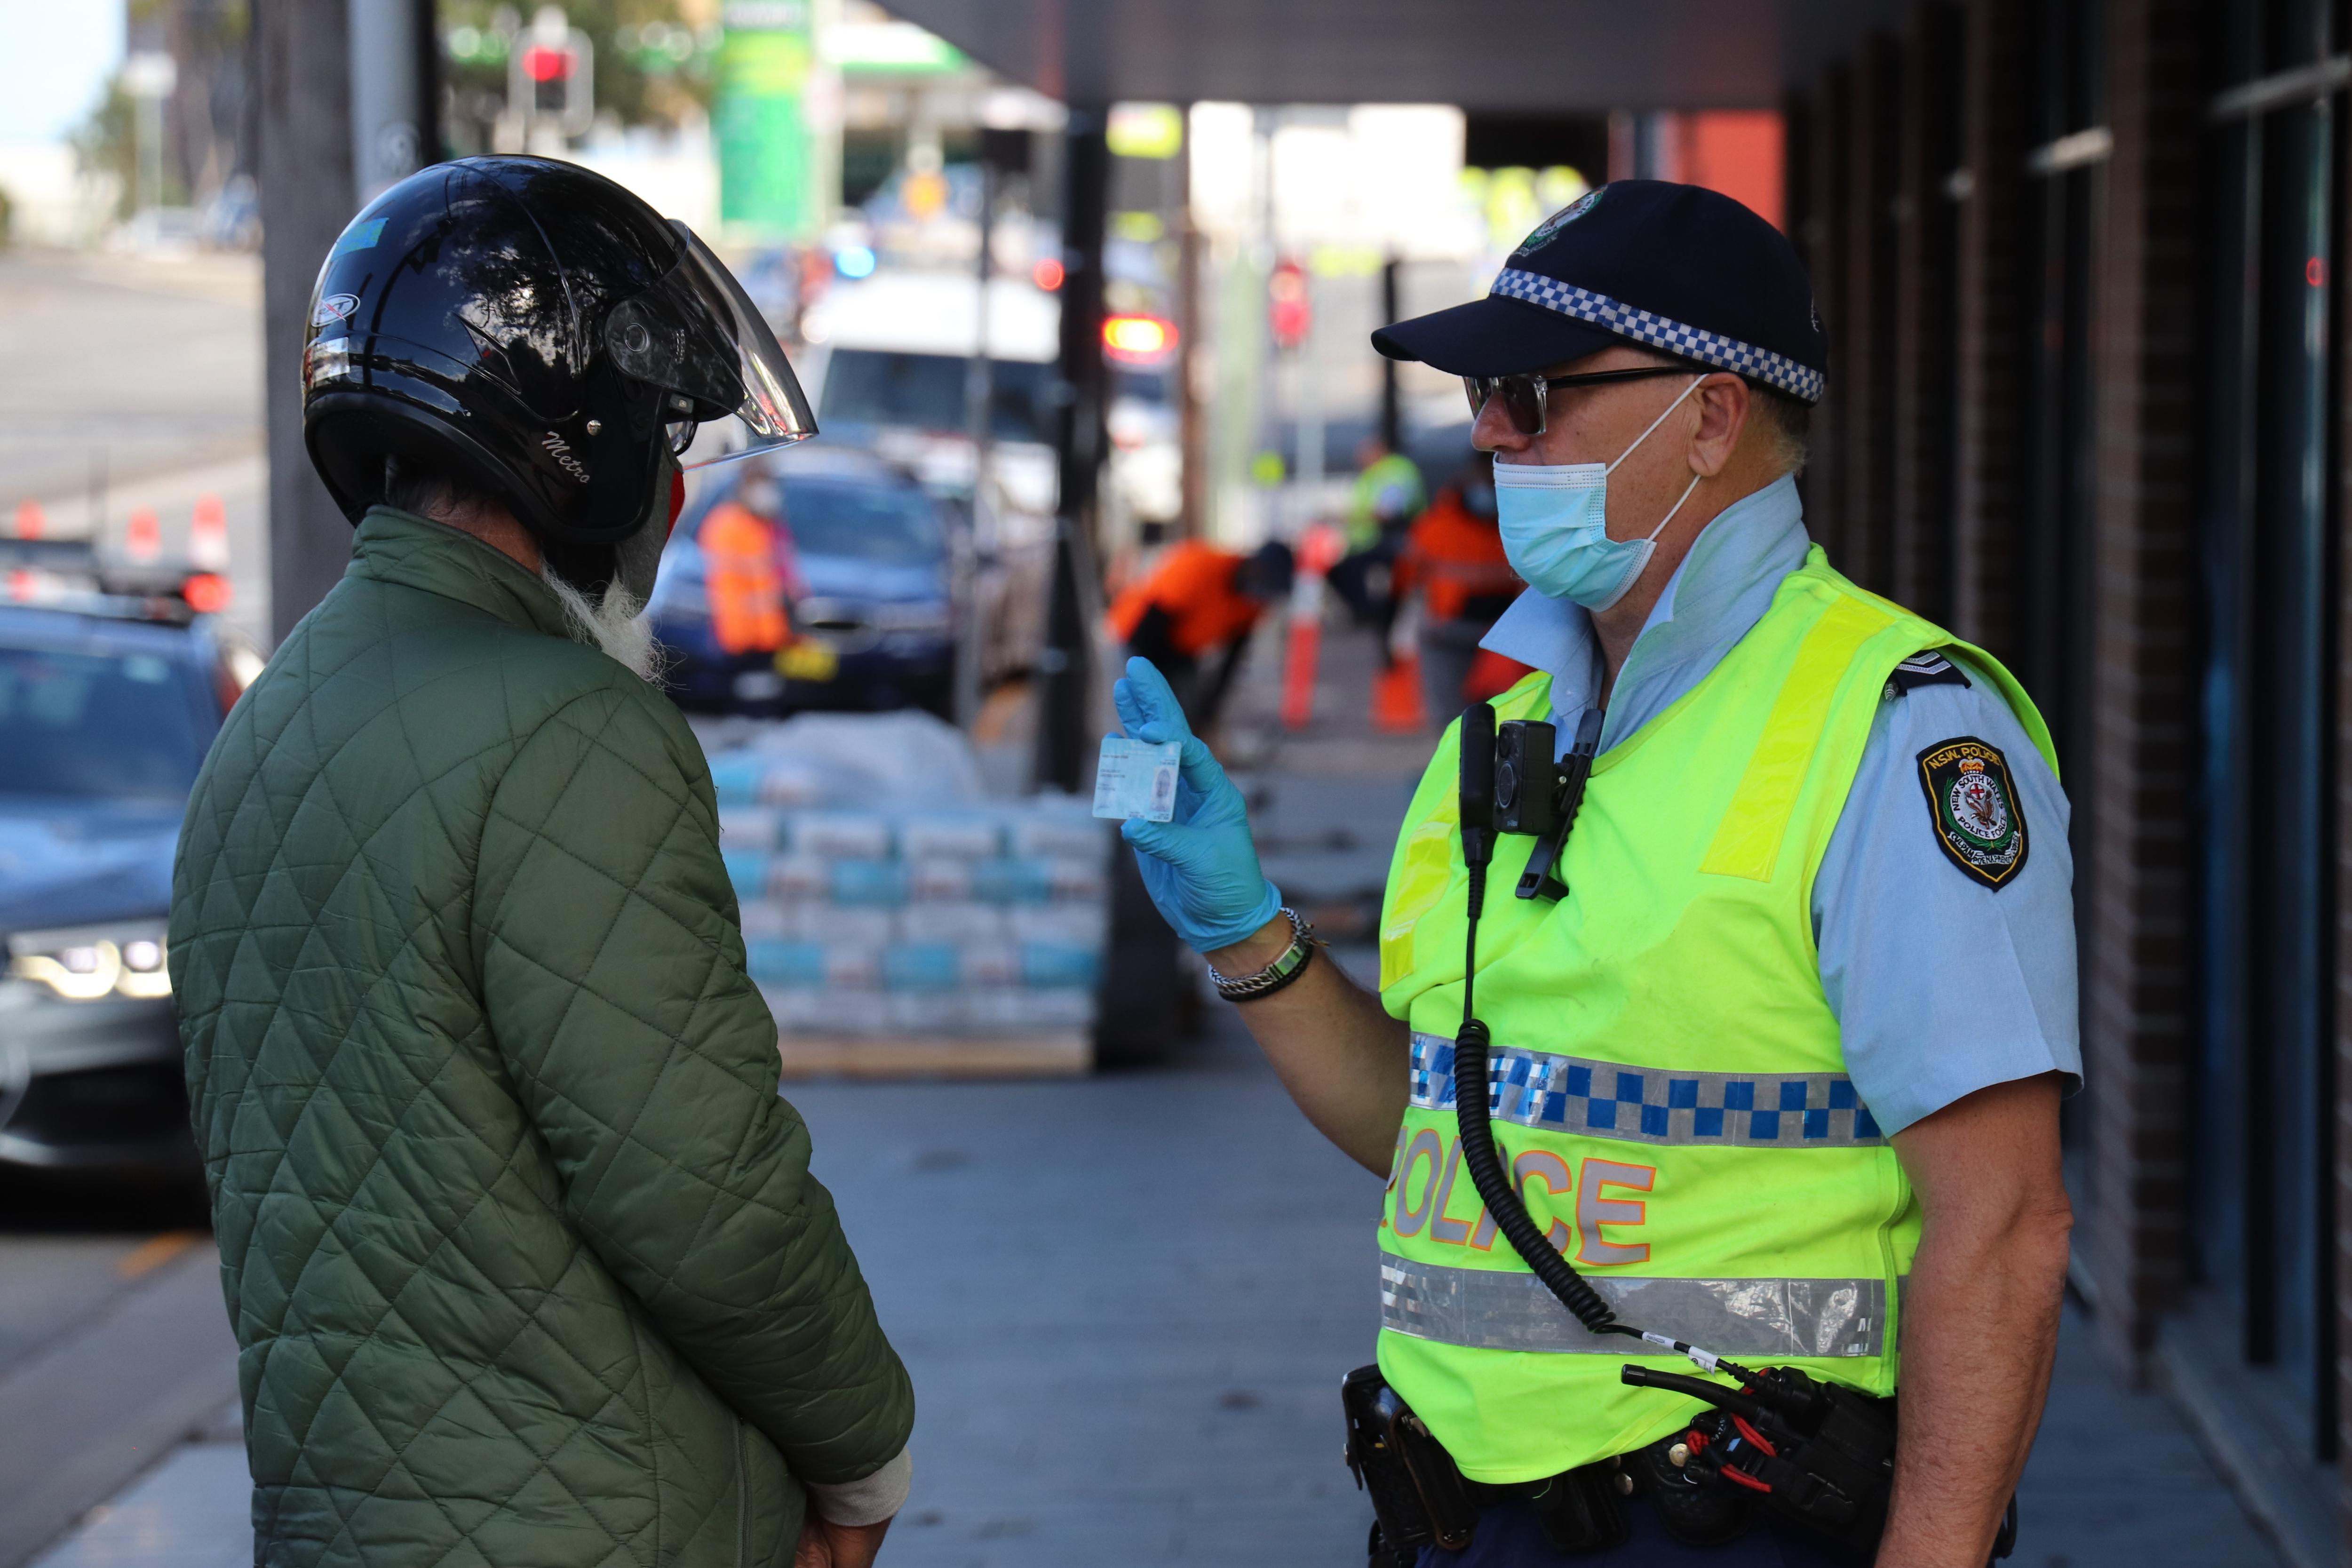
868,0,1907,109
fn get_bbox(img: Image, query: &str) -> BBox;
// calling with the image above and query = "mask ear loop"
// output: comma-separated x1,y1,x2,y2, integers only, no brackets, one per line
1582,377,1710,615
1611,373,1709,544
1645,470,1706,542
1603,374,1707,476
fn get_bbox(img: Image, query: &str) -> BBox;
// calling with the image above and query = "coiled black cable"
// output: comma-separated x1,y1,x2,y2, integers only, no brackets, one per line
1451,856,1640,1343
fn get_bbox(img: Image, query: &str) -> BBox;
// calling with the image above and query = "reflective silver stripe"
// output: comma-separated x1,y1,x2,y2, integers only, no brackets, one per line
1407,1032,1885,1148
1379,1258,1888,1358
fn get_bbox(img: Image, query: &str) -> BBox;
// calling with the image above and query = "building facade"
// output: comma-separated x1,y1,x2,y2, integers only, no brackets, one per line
1789,2,2345,1561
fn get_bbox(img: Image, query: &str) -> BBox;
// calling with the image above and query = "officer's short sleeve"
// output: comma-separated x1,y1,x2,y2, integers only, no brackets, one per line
1812,653,2081,1137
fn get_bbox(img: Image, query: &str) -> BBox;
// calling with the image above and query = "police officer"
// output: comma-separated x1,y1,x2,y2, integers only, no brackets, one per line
1330,435,1430,638
1113,181,2077,1565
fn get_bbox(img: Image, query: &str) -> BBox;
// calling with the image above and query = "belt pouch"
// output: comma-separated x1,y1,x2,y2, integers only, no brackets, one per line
1629,1437,1756,1547
1522,1457,1632,1555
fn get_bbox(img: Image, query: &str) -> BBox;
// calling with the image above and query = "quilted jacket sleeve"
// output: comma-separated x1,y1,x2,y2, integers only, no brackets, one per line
472,679,913,1485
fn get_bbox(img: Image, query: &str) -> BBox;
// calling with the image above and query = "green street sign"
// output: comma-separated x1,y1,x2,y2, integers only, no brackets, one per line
718,6,817,240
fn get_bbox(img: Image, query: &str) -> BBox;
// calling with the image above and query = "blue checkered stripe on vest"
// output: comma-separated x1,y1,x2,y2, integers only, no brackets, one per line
1408,1032,1883,1147
1489,268,1827,405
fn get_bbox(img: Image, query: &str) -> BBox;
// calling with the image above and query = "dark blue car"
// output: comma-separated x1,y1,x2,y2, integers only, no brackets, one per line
0,598,251,1171
649,446,956,717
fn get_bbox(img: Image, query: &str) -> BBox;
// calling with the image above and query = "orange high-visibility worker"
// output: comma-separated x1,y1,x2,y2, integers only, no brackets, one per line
1392,463,1531,711
1104,538,1293,732
701,495,789,654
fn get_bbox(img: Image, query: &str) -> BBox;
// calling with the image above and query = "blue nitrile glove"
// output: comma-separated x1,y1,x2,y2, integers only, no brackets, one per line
1112,657,1284,954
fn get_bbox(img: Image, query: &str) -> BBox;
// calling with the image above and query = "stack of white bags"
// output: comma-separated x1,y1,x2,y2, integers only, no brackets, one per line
704,712,1110,1039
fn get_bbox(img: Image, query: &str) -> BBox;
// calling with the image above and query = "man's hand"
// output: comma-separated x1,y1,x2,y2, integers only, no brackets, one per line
1879,1074,2071,1566
1111,657,1282,953
792,1514,891,1568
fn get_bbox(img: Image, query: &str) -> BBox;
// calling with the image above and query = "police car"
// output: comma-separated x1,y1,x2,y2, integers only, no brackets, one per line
0,540,258,1171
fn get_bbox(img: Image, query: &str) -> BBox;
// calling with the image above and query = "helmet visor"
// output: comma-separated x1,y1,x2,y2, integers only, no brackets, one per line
604,222,816,470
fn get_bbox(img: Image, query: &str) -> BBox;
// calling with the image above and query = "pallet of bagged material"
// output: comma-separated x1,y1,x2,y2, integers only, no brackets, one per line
775,1030,1093,1080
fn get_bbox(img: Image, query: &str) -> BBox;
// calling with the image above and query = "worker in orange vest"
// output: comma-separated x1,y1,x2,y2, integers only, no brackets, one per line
1391,458,1532,713
700,470,795,656
1104,538,1294,733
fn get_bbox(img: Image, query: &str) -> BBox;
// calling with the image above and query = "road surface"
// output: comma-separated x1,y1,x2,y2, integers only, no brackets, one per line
0,248,269,643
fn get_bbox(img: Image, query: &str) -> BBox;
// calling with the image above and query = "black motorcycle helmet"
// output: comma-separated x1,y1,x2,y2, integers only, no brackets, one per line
302,156,814,550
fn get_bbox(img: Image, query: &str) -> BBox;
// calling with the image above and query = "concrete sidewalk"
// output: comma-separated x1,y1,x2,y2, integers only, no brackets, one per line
26,1011,2284,1568
0,1236,238,1568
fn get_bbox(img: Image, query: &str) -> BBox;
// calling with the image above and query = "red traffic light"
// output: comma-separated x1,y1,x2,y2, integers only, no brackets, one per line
1102,314,1178,366
523,44,573,81
1269,259,1311,352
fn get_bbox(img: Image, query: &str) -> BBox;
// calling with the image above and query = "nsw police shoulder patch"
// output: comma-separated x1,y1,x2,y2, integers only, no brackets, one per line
1916,736,2028,890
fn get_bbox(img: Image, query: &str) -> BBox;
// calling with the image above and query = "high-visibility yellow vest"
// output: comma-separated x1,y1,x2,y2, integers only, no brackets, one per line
1373,548,2054,1483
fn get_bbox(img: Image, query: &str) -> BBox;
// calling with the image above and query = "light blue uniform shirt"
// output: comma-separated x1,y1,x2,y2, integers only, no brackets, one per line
1478,474,2080,1136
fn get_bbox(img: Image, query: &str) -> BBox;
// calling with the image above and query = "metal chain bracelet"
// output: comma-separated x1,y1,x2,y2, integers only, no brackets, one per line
1204,907,1319,1002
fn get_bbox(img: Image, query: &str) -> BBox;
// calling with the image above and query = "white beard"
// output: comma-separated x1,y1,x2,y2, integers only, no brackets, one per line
540,567,665,684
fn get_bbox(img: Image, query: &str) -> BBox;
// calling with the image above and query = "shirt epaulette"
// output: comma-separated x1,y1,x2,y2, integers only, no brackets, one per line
1883,648,1972,701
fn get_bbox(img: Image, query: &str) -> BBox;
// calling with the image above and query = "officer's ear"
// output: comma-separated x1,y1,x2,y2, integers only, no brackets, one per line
1686,373,1751,479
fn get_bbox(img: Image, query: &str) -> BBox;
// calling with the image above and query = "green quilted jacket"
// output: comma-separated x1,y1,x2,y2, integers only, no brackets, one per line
171,508,913,1568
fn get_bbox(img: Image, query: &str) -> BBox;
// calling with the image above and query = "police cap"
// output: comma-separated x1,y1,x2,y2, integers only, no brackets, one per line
1371,179,1827,405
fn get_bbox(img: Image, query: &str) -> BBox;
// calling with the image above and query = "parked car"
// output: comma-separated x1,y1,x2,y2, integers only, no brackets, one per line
0,559,257,1171
648,445,957,716
798,270,1062,682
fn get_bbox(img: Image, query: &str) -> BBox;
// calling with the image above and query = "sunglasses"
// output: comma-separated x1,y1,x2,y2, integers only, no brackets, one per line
1464,364,1705,437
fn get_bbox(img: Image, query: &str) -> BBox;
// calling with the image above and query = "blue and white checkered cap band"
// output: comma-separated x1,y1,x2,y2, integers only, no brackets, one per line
1409,1032,1882,1147
1490,268,1826,405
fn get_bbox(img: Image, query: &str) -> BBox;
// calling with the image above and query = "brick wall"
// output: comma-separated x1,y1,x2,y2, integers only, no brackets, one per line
1890,2,1963,624
1841,36,1903,594
2082,0,2202,1381
2336,24,2352,1541
1803,65,1851,560
1950,0,2029,659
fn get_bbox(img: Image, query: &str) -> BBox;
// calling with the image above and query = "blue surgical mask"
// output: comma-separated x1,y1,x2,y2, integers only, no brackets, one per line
1493,376,1706,612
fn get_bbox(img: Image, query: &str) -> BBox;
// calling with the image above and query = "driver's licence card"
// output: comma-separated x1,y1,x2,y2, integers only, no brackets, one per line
1092,736,1181,823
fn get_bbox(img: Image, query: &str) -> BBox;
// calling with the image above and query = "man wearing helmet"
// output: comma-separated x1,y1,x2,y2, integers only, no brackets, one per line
169,159,912,1568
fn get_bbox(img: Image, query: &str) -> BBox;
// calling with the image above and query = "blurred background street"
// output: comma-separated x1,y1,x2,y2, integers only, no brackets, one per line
0,0,2345,1565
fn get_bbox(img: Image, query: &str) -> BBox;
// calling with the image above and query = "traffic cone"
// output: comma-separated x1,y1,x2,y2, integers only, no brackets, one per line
13,499,43,539
1371,653,1427,733
1279,522,1347,732
190,494,230,569
1280,600,1322,731
126,507,161,562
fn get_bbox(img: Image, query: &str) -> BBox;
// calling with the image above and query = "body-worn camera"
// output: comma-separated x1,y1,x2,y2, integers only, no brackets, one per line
1481,710,1602,900
1494,719,1562,836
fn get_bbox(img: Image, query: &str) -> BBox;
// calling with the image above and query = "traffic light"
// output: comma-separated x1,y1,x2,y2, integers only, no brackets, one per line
1102,314,1178,366
1270,258,1311,352
524,42,574,115
508,9,595,139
